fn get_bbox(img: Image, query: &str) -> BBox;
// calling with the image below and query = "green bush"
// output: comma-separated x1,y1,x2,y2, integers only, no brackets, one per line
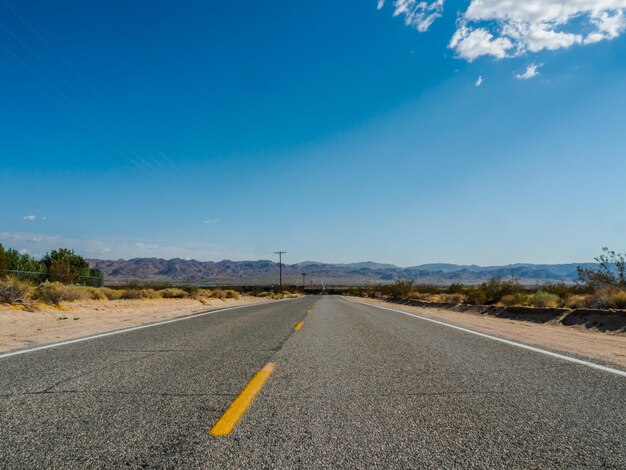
530,291,561,308
447,283,465,294
0,276,32,304
159,288,187,299
465,288,487,305
34,281,78,305
480,276,521,304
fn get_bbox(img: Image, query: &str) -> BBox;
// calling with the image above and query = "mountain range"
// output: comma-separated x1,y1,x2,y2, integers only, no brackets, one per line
88,258,596,286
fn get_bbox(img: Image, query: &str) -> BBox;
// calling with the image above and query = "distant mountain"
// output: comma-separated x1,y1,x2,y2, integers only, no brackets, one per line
89,257,597,286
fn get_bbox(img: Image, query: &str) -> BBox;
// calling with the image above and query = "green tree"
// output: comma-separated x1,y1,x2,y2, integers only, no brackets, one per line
5,248,45,273
0,244,8,274
41,248,101,284
577,247,626,289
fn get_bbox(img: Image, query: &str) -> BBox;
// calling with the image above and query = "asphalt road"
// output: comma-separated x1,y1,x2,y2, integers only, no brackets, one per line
1,295,625,469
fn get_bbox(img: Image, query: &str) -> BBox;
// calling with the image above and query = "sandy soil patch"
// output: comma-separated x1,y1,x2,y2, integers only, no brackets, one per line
348,297,626,369
0,296,274,353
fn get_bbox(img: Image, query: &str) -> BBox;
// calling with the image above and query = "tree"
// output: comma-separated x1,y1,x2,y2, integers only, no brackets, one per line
577,247,626,289
0,244,8,275
5,248,45,273
41,248,101,284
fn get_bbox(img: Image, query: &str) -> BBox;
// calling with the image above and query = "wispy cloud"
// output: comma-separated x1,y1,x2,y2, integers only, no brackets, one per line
475,75,484,87
516,63,541,80
203,219,219,225
23,215,36,221
377,1,626,61
378,0,444,32
0,231,261,261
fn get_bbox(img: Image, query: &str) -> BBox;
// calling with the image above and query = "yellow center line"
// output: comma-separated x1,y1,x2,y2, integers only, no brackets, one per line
294,321,304,331
209,362,276,436
305,307,312,314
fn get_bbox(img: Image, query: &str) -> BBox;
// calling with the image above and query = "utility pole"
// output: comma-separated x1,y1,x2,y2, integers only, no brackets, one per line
302,272,306,292
274,251,286,289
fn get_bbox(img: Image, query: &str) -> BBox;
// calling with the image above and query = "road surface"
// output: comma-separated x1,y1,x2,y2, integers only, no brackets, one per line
1,295,625,468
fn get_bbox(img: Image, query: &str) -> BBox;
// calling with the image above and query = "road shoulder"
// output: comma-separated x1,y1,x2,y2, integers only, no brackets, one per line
0,296,277,353
346,296,626,368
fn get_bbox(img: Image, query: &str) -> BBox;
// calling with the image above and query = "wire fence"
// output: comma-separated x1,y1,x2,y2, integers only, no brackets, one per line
1,270,104,287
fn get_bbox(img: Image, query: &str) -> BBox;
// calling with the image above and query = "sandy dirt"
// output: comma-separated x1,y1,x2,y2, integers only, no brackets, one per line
349,297,626,369
0,296,274,353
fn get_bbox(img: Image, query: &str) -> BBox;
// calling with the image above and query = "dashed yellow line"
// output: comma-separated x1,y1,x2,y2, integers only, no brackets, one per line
305,307,312,315
294,321,304,331
209,362,276,436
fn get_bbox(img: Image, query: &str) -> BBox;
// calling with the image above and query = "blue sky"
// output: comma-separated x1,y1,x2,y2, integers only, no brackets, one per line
1,0,625,266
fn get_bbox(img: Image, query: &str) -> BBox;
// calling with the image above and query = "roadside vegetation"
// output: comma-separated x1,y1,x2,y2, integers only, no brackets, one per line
0,243,268,309
342,248,626,310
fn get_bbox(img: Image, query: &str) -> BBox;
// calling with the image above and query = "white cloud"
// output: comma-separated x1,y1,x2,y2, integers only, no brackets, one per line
379,0,445,32
23,215,36,221
475,75,484,87
450,26,513,61
378,1,626,61
203,219,219,224
516,63,541,79
453,0,626,60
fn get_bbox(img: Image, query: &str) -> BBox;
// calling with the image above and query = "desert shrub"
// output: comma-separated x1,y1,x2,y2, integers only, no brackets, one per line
34,281,79,305
499,293,530,307
480,276,521,304
212,289,227,300
101,287,123,300
225,289,241,300
530,291,561,308
159,288,187,299
191,288,213,299
465,288,487,305
408,292,431,301
440,293,464,303
577,247,626,289
382,280,416,298
607,290,626,309
564,295,588,309
585,288,611,309
0,276,32,304
254,291,272,298
121,289,143,299
447,283,465,294
413,283,444,294
182,285,199,296
122,288,161,299
540,282,586,299
87,288,107,301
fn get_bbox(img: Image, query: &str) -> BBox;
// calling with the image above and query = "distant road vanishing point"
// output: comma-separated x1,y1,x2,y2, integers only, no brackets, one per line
1,296,625,468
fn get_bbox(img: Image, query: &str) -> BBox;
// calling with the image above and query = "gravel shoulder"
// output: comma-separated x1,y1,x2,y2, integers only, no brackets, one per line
347,296,626,368
0,296,275,353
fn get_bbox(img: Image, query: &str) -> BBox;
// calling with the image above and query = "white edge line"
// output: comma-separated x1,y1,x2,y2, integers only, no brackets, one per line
0,298,300,360
342,297,626,379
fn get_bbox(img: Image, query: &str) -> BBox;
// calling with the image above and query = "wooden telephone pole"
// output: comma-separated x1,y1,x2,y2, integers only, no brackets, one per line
274,251,286,288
